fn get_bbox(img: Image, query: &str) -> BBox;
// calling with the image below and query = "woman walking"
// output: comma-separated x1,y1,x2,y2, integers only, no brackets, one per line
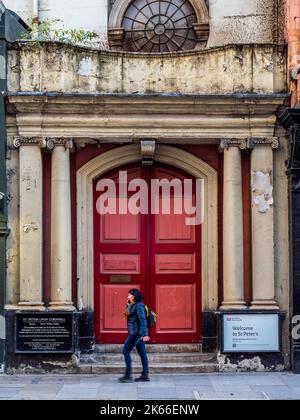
119,289,150,383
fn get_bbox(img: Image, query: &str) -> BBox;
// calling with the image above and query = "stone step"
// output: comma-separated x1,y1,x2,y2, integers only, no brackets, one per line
81,352,216,365
78,363,218,375
94,343,202,354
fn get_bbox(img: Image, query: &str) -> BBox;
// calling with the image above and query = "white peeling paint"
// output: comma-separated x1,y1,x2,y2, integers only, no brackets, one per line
78,298,84,311
252,170,273,213
77,57,92,76
0,315,5,340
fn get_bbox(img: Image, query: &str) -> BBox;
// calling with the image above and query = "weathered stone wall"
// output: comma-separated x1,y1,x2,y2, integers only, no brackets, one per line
3,0,109,34
208,0,279,47
8,43,287,95
3,0,283,47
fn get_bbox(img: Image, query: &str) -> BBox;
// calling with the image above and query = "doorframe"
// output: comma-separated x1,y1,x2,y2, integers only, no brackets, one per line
77,144,218,312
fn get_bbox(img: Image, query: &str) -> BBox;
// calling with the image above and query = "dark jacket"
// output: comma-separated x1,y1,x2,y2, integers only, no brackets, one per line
127,302,148,337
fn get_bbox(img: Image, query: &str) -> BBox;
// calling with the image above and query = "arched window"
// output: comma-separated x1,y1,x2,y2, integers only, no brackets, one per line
108,0,209,53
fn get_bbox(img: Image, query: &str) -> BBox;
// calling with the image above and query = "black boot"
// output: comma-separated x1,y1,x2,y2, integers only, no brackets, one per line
135,373,150,382
118,371,134,383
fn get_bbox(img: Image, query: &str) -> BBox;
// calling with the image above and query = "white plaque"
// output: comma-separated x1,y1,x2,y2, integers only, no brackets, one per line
222,314,280,353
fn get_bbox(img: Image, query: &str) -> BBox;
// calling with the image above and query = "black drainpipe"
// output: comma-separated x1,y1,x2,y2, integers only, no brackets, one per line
0,1,28,370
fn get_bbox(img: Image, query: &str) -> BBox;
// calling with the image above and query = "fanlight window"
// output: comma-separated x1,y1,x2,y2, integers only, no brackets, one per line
122,0,198,52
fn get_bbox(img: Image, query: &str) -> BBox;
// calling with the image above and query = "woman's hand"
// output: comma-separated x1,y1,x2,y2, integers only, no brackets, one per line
142,336,150,342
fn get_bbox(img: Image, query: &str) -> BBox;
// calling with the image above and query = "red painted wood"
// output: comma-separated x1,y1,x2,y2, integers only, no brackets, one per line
94,166,147,343
94,164,202,344
242,153,252,304
149,166,201,343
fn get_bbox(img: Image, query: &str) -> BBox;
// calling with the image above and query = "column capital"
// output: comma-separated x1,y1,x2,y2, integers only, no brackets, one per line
13,136,47,149
219,138,247,152
247,137,280,150
45,138,74,151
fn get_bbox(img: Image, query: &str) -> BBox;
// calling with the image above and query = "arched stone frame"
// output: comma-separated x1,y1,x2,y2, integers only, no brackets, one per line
77,144,218,313
108,0,210,50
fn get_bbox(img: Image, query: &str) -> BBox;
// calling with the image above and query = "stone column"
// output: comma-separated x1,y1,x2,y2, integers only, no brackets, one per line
248,138,280,310
48,139,75,311
220,139,247,310
13,137,46,310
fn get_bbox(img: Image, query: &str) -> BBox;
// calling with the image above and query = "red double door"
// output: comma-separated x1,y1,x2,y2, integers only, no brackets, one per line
94,164,201,344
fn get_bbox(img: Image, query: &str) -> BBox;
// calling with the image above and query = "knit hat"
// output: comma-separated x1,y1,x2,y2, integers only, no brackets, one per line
128,289,145,302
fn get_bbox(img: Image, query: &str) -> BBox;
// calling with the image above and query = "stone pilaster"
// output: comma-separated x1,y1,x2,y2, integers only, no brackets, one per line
219,139,247,310
48,139,75,311
248,137,280,310
13,137,46,310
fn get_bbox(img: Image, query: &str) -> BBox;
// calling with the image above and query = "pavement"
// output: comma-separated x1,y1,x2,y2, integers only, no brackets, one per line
0,373,300,400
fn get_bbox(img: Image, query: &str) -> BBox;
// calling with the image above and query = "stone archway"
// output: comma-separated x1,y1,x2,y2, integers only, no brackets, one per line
76,144,218,313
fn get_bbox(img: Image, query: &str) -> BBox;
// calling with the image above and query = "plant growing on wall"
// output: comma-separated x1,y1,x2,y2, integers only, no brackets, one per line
20,19,109,49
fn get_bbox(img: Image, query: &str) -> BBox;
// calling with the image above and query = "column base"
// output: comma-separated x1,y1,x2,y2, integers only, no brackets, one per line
17,302,46,311
220,301,247,310
250,300,279,310
48,302,76,311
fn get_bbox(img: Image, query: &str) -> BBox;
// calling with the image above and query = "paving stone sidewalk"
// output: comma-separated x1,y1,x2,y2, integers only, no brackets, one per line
0,373,299,400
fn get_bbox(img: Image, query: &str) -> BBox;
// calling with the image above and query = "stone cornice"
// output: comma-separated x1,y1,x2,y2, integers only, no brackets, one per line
6,94,287,143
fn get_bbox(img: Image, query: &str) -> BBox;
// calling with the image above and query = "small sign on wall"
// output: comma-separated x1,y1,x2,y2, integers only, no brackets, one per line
15,313,75,354
222,313,280,353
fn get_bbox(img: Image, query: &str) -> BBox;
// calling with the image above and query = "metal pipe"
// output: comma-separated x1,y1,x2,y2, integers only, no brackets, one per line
32,0,39,23
0,7,8,370
0,1,29,371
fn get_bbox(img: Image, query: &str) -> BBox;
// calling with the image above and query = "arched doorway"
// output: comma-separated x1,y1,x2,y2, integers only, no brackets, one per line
93,163,202,344
76,145,218,342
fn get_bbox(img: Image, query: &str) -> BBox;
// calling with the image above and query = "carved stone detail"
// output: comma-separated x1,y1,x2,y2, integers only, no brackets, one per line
108,27,124,49
141,140,156,166
46,138,74,151
219,138,247,151
247,137,280,150
13,136,46,149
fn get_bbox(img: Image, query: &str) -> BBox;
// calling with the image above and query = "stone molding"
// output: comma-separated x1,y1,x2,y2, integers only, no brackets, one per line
7,94,285,142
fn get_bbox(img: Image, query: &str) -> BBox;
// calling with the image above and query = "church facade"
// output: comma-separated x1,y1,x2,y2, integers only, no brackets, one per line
1,0,292,373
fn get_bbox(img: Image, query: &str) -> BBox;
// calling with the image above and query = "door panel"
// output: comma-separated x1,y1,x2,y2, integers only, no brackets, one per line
155,285,196,332
94,164,201,344
101,284,140,331
149,166,201,343
101,212,140,243
94,167,147,343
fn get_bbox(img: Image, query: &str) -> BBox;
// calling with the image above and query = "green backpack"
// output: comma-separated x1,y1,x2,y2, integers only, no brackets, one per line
145,306,157,329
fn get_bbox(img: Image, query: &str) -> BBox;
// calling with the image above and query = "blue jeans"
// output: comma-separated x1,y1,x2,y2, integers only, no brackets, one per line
122,335,149,375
